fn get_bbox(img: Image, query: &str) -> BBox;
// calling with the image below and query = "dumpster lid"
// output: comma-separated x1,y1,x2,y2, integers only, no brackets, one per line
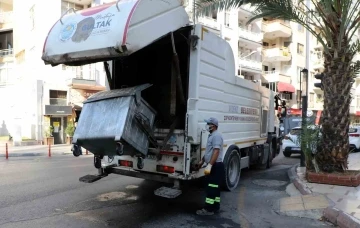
42,0,190,66
85,83,152,104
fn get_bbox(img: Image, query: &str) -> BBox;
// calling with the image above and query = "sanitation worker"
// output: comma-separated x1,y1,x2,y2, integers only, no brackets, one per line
196,117,224,216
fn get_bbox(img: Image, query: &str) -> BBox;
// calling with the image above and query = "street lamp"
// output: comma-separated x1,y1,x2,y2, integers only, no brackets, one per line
239,50,257,77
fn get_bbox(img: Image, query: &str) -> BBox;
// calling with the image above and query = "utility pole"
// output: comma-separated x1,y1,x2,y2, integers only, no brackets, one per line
300,0,311,168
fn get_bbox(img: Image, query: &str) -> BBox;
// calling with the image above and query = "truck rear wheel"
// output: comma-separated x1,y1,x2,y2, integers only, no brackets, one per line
223,148,241,191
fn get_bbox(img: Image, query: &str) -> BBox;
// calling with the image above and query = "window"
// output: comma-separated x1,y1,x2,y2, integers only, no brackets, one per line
297,43,304,55
297,24,304,32
284,42,291,47
296,90,301,102
49,90,67,106
29,5,35,30
310,92,315,102
61,0,84,14
279,93,292,100
224,12,230,27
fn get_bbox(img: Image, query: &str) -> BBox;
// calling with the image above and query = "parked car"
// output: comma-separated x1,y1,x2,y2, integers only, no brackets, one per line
282,127,302,157
283,126,359,157
349,127,360,152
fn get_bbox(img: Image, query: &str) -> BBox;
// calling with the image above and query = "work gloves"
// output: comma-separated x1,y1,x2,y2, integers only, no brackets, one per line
204,164,212,175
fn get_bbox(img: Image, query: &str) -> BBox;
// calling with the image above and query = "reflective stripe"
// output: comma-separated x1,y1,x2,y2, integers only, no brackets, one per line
205,198,214,204
208,184,218,188
215,197,220,203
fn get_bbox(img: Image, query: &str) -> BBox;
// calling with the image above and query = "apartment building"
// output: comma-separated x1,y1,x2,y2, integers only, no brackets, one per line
185,1,360,123
0,0,107,145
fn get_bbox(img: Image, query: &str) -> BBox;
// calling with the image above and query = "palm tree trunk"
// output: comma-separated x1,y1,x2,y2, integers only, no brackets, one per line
315,37,353,172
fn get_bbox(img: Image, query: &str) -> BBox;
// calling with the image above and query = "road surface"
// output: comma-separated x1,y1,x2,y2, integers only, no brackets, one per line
0,152,332,228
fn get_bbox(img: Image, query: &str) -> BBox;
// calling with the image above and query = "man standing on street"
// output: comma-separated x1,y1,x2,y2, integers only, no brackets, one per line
196,117,224,216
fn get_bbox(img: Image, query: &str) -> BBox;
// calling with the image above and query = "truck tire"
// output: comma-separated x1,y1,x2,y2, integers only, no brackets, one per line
223,148,241,191
257,142,272,170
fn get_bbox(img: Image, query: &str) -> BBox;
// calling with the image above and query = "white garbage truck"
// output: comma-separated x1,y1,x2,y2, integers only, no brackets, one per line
42,0,281,197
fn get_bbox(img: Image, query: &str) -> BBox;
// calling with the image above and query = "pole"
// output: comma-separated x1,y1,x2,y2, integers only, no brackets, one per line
192,0,195,23
48,143,51,157
86,150,88,155
5,143,8,160
300,96,307,167
306,0,310,96
299,0,311,168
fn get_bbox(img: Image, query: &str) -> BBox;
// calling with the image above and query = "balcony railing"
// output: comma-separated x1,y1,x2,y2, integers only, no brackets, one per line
263,19,290,27
0,11,13,24
239,4,256,13
197,17,219,30
0,49,13,58
63,65,98,81
238,27,263,43
262,70,291,83
49,98,67,106
239,58,262,71
263,46,291,61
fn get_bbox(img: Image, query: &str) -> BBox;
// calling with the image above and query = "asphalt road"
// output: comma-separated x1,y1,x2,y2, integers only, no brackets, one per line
0,152,332,228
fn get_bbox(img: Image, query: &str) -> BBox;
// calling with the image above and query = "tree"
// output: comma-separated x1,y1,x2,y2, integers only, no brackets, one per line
196,0,360,172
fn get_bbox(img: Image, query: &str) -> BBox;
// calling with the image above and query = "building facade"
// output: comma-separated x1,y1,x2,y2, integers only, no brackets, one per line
185,0,359,122
0,0,107,145
1,0,360,145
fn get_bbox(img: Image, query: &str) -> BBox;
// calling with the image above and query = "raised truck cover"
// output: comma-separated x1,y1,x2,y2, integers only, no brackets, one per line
42,0,190,66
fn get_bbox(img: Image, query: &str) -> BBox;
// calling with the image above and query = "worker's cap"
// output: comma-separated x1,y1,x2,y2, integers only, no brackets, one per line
204,117,218,127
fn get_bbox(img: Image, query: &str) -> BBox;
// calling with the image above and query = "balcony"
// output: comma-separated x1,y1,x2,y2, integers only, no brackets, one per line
238,27,263,44
197,17,219,30
263,46,291,62
262,20,292,39
0,48,13,62
239,58,262,74
313,58,324,70
262,71,291,83
0,11,13,30
65,65,106,91
239,4,257,14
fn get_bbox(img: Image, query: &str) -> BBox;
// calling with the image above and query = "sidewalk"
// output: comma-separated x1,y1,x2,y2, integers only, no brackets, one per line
0,144,79,157
284,153,360,228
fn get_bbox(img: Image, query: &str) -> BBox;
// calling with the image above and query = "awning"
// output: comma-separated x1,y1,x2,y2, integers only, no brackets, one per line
42,0,190,66
278,82,295,93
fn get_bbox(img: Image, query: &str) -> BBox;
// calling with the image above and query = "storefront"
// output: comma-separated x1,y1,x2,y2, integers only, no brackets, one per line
44,105,72,144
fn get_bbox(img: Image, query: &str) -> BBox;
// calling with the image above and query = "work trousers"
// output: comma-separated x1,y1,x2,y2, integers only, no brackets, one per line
204,162,225,212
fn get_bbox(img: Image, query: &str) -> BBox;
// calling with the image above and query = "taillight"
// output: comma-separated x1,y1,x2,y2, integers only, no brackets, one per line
156,165,175,174
350,134,360,137
119,160,133,167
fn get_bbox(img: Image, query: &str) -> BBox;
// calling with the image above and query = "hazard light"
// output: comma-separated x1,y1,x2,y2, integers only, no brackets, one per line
156,165,175,174
119,160,133,167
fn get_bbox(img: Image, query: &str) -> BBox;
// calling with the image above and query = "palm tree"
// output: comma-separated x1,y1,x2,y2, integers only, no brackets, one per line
196,0,360,172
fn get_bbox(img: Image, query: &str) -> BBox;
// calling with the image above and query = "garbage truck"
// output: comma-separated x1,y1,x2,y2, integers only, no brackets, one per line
42,0,281,197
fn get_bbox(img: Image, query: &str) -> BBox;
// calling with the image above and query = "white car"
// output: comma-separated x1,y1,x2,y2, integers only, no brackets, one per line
282,127,302,157
282,126,360,157
349,127,360,152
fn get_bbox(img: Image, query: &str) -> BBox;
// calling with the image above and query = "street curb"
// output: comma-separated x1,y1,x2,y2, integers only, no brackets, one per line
0,152,70,157
288,163,312,195
288,164,360,227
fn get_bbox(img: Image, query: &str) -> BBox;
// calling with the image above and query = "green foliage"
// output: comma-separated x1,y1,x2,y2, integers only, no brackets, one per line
65,122,75,137
290,121,322,171
44,126,54,138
